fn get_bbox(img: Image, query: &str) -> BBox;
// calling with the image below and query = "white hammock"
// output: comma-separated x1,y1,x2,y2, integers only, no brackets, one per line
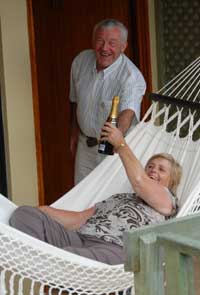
1,57,200,295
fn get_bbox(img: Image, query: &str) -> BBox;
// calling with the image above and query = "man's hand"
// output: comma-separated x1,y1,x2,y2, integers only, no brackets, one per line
70,128,79,159
70,102,79,158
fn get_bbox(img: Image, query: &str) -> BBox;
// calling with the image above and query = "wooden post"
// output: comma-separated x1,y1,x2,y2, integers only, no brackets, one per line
133,233,165,295
124,214,200,295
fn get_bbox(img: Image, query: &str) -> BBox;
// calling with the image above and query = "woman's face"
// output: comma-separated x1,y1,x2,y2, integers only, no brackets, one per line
145,157,172,188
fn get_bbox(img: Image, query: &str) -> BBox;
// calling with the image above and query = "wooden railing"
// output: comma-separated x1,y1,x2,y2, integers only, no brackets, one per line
124,214,200,295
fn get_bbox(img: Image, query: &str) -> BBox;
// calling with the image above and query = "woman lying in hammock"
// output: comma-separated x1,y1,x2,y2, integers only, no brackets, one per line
10,122,182,265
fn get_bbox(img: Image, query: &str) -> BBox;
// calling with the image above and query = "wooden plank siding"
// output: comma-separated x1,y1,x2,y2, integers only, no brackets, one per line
124,214,200,295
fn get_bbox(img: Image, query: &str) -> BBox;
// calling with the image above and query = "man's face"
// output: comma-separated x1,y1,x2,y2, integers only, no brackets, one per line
93,27,127,71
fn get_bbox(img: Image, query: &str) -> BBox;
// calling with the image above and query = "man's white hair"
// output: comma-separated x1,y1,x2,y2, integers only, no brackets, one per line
93,19,128,43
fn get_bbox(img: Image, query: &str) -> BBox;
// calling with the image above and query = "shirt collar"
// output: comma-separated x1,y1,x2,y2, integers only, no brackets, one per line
93,54,123,79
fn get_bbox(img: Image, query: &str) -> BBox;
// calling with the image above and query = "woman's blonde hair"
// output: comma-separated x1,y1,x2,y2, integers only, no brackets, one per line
145,153,182,195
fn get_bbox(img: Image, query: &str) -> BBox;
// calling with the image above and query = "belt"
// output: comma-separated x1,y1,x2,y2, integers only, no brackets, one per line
86,137,99,147
80,130,99,147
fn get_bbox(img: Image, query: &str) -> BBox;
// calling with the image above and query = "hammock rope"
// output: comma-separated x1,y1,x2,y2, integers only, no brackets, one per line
158,56,200,99
1,57,200,294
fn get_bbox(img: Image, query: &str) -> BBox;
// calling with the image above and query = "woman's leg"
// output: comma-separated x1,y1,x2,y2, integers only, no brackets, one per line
64,236,124,265
10,206,123,265
9,206,83,248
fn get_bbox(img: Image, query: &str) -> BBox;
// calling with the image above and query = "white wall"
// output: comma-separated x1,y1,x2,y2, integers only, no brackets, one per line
0,0,38,205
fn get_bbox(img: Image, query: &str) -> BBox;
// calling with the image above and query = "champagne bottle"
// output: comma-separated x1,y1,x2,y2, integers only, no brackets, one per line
98,96,120,155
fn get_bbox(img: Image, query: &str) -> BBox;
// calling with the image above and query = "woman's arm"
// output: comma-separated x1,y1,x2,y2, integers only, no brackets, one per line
38,206,95,230
101,123,173,215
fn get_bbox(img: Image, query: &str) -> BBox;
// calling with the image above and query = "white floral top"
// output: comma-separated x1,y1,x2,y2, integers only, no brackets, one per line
78,192,178,247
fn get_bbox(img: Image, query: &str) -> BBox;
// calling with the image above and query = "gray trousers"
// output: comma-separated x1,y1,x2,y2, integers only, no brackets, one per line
75,134,106,184
9,206,124,265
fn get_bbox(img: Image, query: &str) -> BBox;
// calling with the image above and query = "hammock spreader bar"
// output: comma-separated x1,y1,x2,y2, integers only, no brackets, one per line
149,93,200,111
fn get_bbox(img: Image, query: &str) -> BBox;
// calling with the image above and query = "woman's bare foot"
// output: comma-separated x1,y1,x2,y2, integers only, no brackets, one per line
38,206,95,230
79,206,96,225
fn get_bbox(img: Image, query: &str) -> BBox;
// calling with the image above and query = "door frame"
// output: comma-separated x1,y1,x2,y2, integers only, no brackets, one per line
133,0,152,115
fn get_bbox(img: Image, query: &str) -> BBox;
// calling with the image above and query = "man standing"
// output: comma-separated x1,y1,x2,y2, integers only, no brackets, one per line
70,19,146,184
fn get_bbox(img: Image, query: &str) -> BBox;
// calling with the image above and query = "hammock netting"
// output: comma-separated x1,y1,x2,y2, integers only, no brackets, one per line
1,56,200,294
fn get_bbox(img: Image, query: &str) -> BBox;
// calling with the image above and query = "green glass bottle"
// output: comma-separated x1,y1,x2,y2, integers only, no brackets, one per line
98,96,120,155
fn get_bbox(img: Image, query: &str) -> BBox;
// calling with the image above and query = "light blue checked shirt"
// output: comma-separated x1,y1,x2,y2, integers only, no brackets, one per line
70,49,146,138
